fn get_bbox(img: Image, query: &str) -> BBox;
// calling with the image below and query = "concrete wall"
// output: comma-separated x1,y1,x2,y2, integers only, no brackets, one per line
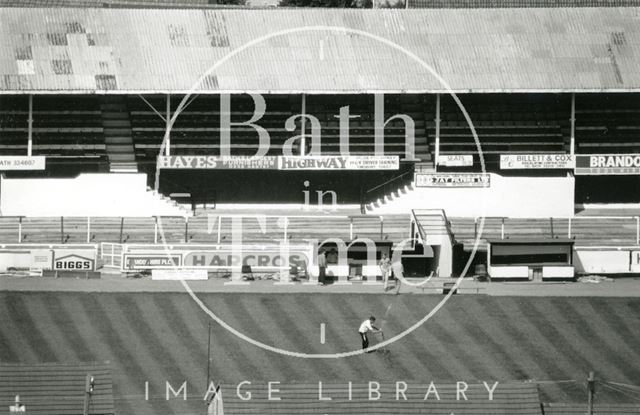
574,249,634,274
0,173,186,217
371,174,575,218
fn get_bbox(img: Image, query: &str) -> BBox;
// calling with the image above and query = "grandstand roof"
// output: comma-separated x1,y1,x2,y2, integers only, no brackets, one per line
0,7,639,93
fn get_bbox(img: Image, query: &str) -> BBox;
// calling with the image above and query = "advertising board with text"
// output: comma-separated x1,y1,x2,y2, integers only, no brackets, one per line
157,155,399,170
437,155,473,167
500,154,574,170
0,156,45,170
415,173,491,188
575,154,640,175
123,254,182,270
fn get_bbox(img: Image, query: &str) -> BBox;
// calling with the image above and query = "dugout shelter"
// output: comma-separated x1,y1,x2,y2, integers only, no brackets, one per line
487,238,575,281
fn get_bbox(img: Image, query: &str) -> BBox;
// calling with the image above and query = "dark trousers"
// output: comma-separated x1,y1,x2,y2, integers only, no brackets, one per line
360,332,369,349
318,266,326,284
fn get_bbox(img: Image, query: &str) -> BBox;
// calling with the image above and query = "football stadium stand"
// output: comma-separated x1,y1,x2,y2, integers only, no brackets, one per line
0,7,638,275
1,4,640,415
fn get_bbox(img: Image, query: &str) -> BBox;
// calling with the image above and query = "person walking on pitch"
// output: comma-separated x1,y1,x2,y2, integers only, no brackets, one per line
379,254,392,291
358,316,382,352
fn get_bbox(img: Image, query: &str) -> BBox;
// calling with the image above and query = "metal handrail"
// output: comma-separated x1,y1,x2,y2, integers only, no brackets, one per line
365,170,414,194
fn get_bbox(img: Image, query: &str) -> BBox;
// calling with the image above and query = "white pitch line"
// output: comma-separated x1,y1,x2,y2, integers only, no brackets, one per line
320,323,326,344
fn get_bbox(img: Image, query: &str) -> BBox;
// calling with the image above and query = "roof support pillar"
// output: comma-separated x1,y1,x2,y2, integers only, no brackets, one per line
27,94,33,156
434,93,441,172
570,93,575,156
300,93,306,156
165,94,171,156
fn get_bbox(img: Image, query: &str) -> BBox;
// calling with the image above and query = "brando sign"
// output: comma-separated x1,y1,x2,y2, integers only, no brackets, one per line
575,154,640,175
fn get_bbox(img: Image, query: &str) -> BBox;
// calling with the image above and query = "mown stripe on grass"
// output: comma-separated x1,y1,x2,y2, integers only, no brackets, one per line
514,298,594,375
250,294,340,380
551,298,637,383
581,299,640,364
165,294,252,384
77,293,167,415
422,298,505,380
535,298,624,379
0,324,19,361
310,294,379,380
467,297,552,380
25,293,82,362
491,298,576,381
114,295,203,389
103,293,193,415
386,297,460,380
196,293,287,381
43,294,96,362
143,294,211,395
335,294,397,378
449,298,531,381
228,294,311,380
363,294,433,381
398,298,478,380
4,293,58,362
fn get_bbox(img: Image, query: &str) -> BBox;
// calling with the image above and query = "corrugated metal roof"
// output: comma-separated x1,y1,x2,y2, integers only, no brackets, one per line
0,7,640,93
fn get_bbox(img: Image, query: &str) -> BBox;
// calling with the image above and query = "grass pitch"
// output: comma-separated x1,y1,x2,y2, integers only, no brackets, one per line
1,292,639,414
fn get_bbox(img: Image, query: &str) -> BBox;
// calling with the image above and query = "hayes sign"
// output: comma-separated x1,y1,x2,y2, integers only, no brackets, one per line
157,156,399,171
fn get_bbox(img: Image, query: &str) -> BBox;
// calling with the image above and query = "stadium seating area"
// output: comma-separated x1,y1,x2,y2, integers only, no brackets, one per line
127,94,429,164
575,93,640,154
2,92,640,177
304,94,430,160
128,95,300,163
431,94,569,170
0,95,106,158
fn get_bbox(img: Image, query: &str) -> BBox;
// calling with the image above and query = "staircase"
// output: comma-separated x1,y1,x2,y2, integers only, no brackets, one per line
100,96,137,173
